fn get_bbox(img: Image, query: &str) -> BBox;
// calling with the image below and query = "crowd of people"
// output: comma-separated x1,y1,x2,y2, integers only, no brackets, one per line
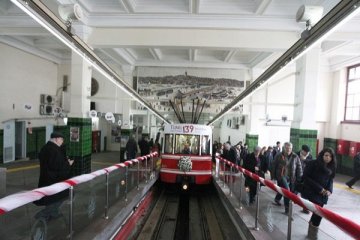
125,135,161,160
216,139,340,235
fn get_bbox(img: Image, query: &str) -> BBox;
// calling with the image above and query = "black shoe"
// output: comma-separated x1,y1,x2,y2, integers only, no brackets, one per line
302,209,310,214
346,183,354,189
272,200,281,206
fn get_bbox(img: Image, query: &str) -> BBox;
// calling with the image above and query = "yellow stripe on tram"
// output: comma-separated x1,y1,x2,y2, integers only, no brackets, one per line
334,182,360,195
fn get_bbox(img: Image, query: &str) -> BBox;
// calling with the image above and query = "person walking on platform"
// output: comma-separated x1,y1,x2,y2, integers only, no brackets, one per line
138,136,150,156
272,142,302,214
296,144,313,214
302,147,336,235
125,136,138,160
34,132,74,221
243,146,266,204
345,151,360,189
272,141,281,158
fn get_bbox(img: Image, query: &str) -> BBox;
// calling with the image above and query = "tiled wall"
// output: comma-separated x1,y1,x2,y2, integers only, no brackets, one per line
67,118,92,176
245,134,258,152
290,128,317,155
26,127,46,160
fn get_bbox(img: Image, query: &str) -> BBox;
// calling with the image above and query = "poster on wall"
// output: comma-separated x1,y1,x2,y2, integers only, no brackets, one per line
111,126,121,143
70,127,80,142
137,74,245,114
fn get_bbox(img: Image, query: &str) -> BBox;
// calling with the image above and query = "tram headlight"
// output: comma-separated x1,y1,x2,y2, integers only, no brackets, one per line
182,182,188,190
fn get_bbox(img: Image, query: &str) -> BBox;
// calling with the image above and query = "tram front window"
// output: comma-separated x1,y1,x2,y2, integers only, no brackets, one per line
164,134,174,154
175,134,200,155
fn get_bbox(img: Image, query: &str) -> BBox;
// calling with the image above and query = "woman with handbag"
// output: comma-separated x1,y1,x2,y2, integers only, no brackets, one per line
302,147,336,235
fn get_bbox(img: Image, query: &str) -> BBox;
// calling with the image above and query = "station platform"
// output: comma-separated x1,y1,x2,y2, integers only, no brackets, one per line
0,152,359,239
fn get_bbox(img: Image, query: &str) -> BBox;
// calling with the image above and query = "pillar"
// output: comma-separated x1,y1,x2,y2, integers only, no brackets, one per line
66,26,93,175
290,47,321,154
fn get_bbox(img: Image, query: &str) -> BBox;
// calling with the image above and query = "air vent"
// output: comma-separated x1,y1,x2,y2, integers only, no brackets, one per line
40,94,56,105
40,104,54,115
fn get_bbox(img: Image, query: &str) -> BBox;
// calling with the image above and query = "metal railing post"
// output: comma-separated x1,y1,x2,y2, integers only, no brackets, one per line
145,156,148,183
104,173,109,219
137,161,140,190
229,166,233,196
68,186,74,239
223,161,226,187
215,158,219,180
254,181,260,231
287,200,293,240
239,172,243,209
125,166,128,201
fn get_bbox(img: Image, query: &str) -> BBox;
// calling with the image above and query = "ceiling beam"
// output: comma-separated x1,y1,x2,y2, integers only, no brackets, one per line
113,48,136,65
98,48,128,66
189,0,200,14
224,49,237,62
0,35,62,63
134,60,248,69
255,0,272,15
89,28,298,51
119,0,135,13
189,48,197,61
149,48,162,60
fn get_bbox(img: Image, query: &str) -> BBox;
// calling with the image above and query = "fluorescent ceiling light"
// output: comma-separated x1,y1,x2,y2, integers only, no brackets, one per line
207,1,360,125
11,0,169,124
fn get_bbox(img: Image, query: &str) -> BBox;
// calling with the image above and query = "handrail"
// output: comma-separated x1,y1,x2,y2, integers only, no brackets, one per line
217,156,360,239
0,152,158,215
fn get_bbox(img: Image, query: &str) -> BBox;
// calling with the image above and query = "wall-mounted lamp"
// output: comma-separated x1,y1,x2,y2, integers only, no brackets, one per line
58,4,84,27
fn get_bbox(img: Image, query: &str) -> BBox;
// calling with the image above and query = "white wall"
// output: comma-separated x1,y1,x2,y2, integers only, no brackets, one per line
0,43,59,127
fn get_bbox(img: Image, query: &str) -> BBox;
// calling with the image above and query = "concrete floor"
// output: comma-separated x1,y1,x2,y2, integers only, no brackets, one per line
215,169,360,240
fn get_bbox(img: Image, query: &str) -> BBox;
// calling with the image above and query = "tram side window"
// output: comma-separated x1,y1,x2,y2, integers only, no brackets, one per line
201,135,211,155
164,134,174,154
175,134,200,155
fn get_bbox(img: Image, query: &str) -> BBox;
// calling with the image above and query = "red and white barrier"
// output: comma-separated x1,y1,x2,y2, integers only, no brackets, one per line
217,156,360,239
0,152,158,215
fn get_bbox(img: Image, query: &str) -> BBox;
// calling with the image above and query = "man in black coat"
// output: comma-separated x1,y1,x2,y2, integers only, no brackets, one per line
138,136,150,156
243,146,266,204
346,152,360,189
34,132,74,221
125,136,138,160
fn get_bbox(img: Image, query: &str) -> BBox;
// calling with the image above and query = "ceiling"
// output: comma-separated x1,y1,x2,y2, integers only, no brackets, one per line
1,0,360,124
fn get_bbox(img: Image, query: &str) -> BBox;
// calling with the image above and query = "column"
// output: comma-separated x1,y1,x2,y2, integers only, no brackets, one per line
66,26,93,175
290,47,321,154
119,65,135,130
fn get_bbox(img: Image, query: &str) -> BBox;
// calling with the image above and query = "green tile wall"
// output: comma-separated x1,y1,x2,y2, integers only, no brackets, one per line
26,127,46,159
290,128,317,156
67,118,92,176
67,118,92,157
245,134,258,152
323,138,337,151
338,155,353,175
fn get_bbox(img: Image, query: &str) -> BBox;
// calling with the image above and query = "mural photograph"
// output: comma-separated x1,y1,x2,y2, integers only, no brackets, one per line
137,74,245,116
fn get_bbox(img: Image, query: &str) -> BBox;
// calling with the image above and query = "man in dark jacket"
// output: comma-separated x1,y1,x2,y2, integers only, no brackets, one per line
125,136,138,160
243,146,266,204
138,136,150,156
272,142,302,214
346,152,360,189
34,132,74,220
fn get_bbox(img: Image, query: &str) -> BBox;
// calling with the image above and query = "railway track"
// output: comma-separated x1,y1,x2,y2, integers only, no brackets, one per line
136,184,242,240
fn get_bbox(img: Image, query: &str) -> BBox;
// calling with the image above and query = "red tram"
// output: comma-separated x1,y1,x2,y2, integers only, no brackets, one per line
160,124,212,187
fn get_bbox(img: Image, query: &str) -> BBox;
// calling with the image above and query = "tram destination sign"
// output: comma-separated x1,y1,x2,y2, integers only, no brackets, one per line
164,124,212,135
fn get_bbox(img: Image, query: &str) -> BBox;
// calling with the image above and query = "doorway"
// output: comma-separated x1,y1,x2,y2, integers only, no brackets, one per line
15,121,26,160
